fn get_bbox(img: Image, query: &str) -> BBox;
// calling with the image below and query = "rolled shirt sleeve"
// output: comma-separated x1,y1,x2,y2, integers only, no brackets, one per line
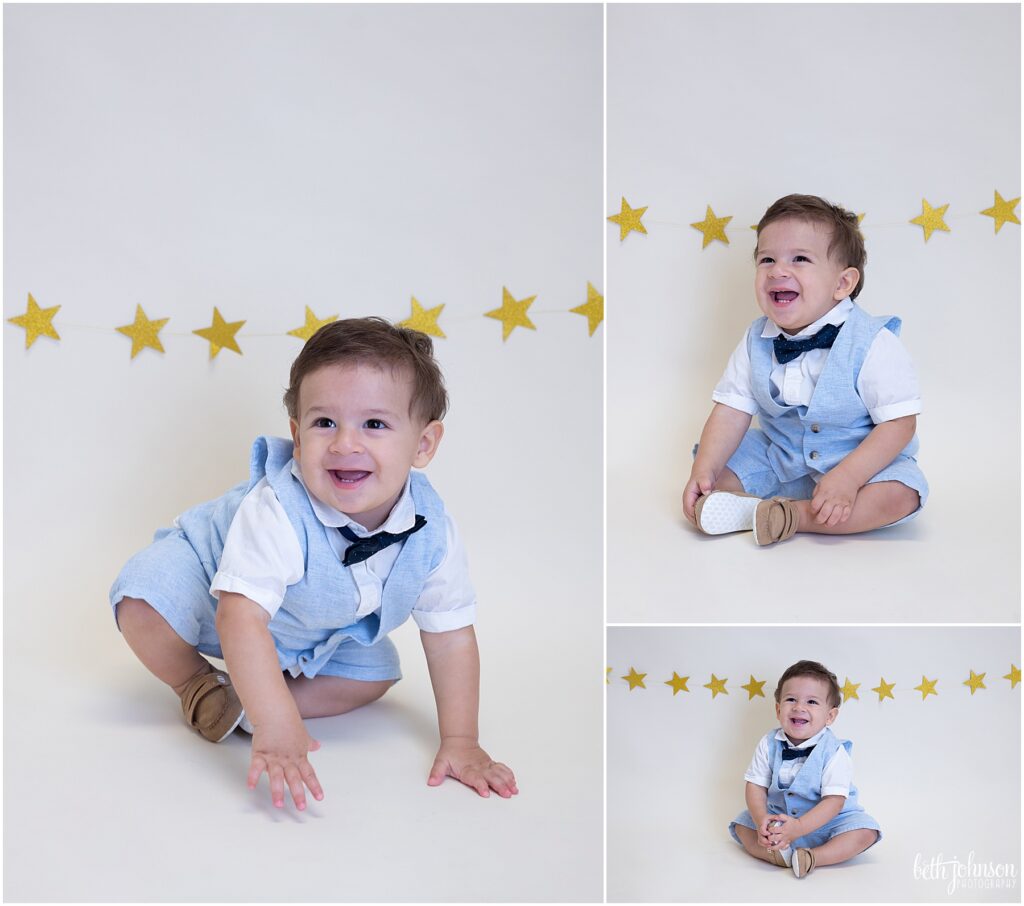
857,329,922,424
711,334,760,416
410,515,477,632
743,734,773,788
210,478,304,616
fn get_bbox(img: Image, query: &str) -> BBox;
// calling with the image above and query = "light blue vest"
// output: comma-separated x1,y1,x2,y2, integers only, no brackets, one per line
765,727,864,821
748,304,919,483
175,436,447,660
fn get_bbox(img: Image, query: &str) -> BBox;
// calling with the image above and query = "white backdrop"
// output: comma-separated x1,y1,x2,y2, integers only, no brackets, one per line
607,4,1021,623
608,626,1022,902
3,5,603,902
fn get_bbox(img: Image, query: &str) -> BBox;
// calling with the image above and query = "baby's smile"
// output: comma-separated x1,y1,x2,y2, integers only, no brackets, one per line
330,469,371,487
771,290,799,304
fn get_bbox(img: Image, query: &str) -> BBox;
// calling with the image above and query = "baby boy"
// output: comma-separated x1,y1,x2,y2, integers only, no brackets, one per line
110,317,517,809
729,660,881,878
682,194,927,545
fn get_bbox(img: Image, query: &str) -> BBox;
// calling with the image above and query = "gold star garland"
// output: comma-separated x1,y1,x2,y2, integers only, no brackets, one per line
607,665,1020,705
606,191,1020,247
6,283,604,355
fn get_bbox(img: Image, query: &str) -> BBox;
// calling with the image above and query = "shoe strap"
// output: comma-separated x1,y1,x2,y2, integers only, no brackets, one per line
770,497,799,542
180,670,229,724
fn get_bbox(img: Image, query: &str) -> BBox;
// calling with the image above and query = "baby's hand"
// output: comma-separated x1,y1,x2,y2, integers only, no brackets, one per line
428,737,518,799
811,469,861,527
247,716,324,810
682,470,718,524
764,814,802,849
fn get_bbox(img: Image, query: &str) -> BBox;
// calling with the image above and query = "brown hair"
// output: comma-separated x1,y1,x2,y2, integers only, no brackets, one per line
774,660,842,708
283,317,448,423
756,194,866,300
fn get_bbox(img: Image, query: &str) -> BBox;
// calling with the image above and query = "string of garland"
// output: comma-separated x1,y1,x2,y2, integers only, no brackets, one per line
6,283,604,356
608,191,1021,245
607,664,1021,702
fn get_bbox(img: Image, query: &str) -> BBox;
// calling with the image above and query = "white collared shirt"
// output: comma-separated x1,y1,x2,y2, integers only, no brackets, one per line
210,461,476,632
744,727,853,797
713,298,922,424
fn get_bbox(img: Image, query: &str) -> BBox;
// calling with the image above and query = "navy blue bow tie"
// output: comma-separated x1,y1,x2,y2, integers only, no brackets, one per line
338,515,427,566
773,322,842,365
781,743,816,761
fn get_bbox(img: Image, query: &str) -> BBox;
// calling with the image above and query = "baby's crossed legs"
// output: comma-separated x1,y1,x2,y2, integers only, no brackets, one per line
117,597,393,720
734,823,879,868
714,468,919,535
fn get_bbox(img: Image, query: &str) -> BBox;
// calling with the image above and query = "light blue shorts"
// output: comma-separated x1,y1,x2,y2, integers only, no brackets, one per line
729,807,882,851
109,528,401,682
712,428,928,527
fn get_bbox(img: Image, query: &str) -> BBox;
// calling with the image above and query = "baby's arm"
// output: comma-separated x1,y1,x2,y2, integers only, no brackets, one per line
682,404,753,523
744,782,776,848
764,795,846,849
811,414,917,526
216,592,324,810
420,626,518,798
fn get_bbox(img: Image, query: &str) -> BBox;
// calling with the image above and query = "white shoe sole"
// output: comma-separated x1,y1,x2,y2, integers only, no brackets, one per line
696,492,760,535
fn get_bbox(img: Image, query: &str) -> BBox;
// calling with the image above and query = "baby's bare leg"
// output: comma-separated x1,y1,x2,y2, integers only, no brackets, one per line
796,481,919,535
808,829,879,866
733,825,777,864
285,674,395,719
117,597,211,694
714,467,747,493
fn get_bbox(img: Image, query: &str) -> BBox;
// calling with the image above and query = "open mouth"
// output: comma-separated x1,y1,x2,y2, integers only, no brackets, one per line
330,470,370,487
771,290,799,304
789,717,809,726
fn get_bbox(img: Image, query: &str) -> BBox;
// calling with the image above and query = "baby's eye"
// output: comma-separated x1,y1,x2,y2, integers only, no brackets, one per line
364,418,388,430
794,255,811,263
312,416,336,429
757,256,774,265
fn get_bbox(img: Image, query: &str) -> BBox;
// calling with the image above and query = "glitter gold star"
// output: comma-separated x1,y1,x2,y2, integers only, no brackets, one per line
840,678,861,702
485,287,536,341
116,305,169,359
193,307,245,358
664,672,690,695
398,297,445,339
872,678,895,702
963,670,986,695
980,190,1020,233
704,674,728,698
7,293,61,349
690,205,732,249
1004,664,1021,689
607,197,648,241
570,282,604,336
914,676,939,700
287,306,337,342
606,667,612,685
622,668,647,691
909,199,951,242
741,675,766,700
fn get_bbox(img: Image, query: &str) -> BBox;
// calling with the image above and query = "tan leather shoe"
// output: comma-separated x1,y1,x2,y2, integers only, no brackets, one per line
792,847,816,878
694,490,761,535
179,667,244,743
753,497,799,546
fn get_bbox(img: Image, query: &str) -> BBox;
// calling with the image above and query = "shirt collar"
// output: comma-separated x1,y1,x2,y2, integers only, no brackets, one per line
289,459,416,535
774,727,828,749
761,297,853,340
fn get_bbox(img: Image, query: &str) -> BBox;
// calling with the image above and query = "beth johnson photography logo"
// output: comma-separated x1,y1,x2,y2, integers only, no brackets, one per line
914,852,1018,895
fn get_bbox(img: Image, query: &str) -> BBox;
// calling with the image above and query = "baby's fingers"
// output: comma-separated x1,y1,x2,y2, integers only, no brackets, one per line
247,754,269,791
485,763,519,798
299,759,324,803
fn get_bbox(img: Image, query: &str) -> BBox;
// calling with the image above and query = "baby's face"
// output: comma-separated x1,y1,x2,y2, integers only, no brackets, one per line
775,676,838,744
754,218,859,334
289,362,443,530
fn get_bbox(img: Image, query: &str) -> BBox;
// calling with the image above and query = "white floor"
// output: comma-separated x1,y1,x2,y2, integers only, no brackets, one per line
4,579,603,902
607,467,1020,624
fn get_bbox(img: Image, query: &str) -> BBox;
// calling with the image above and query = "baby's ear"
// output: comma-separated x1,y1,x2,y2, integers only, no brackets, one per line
825,706,839,725
289,418,301,450
413,420,444,468
834,267,859,300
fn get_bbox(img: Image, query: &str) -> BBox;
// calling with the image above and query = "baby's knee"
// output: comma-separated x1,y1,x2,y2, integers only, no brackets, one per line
876,481,920,522
115,596,159,633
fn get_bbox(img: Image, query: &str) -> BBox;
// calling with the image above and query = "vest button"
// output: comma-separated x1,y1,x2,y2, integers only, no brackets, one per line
811,423,821,433
810,451,820,460
792,810,799,816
